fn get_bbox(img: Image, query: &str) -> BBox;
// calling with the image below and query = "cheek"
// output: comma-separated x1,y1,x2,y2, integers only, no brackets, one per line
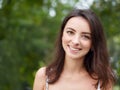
81,41,91,49
62,36,67,46
62,33,69,44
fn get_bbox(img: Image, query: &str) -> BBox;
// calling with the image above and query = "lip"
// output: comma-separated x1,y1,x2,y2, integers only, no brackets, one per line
68,45,82,53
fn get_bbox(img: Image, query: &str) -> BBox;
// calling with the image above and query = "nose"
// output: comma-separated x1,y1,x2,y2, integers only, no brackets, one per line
72,35,80,45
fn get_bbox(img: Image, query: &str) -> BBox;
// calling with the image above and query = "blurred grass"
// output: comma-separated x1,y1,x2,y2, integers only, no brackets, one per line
114,85,120,90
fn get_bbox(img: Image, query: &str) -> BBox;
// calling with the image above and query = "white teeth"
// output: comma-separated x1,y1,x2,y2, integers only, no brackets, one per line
69,46,80,51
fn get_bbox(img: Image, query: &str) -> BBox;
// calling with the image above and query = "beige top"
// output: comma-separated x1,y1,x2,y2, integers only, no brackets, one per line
45,77,101,90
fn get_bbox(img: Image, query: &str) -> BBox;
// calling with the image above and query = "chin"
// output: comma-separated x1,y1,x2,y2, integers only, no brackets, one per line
66,54,85,60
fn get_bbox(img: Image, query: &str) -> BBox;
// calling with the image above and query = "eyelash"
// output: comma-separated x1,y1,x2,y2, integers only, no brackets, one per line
66,31,74,35
66,30,91,39
82,35,91,39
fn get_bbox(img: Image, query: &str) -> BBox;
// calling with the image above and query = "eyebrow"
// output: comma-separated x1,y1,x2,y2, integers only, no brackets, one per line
81,32,91,35
66,27,91,35
66,27,76,32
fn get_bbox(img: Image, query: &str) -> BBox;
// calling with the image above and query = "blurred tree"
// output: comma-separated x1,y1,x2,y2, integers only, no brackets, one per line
92,0,120,86
0,0,119,90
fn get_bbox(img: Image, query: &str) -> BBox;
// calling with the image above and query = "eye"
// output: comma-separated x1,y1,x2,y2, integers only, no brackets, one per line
66,31,74,35
81,34,91,40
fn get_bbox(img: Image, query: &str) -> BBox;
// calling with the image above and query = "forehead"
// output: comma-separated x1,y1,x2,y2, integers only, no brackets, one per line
64,16,91,33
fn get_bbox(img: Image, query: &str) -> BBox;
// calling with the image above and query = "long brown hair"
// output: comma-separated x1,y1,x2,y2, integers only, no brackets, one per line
46,9,115,89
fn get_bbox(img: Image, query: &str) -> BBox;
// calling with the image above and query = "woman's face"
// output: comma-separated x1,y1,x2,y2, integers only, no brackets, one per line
62,16,92,60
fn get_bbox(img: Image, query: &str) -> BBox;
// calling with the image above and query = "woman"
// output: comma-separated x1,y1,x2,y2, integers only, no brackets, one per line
33,9,115,90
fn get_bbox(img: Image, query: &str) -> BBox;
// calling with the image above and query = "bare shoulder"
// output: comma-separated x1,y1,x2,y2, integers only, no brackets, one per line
100,80,114,90
106,82,114,90
33,67,46,90
36,67,46,77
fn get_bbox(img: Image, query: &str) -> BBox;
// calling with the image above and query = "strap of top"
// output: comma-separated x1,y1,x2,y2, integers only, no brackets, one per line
46,76,100,90
97,81,101,90
46,76,49,90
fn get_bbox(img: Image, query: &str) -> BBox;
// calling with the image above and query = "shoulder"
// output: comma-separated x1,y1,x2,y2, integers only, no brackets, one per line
99,80,113,90
33,67,46,90
105,81,114,90
36,67,46,77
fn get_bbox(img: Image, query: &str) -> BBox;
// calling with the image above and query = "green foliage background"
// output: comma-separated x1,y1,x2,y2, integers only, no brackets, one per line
0,0,120,90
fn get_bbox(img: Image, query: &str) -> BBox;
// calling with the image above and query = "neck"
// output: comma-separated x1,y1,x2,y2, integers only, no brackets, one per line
63,56,86,74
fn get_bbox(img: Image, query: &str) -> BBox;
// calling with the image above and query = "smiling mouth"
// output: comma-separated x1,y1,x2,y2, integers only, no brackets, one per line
68,45,82,52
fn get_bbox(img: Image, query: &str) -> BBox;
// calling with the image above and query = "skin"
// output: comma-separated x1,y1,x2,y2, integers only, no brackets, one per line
62,16,91,61
33,17,113,90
